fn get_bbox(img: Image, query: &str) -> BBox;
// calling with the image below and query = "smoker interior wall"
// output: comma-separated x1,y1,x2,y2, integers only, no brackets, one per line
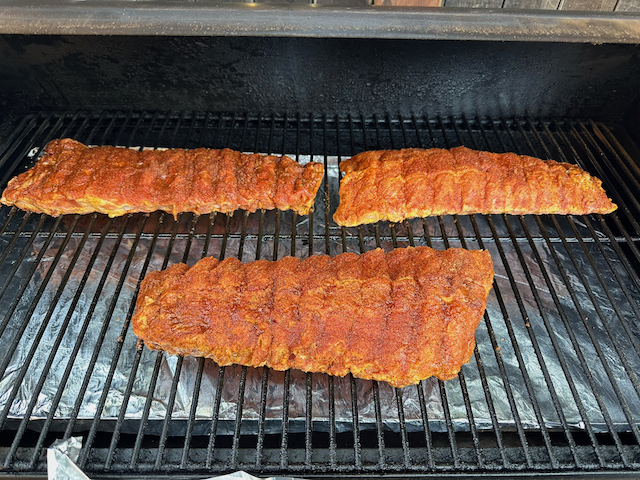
0,35,639,138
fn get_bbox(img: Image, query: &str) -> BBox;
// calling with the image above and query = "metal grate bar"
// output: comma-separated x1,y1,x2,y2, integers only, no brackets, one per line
539,122,640,336
325,116,344,473
504,121,636,461
0,214,63,351
369,118,388,471
84,112,109,146
304,373,313,467
418,201,463,470
0,112,59,188
436,214,484,469
322,115,332,256
206,365,226,469
152,117,209,471
548,121,640,300
495,120,603,468
403,222,437,470
0,206,17,237
0,213,40,307
0,115,40,173
5,216,110,467
521,120,640,446
573,123,640,276
308,117,315,255
279,368,291,469
178,115,226,468
490,120,606,467
458,232,511,469
229,114,254,471
62,216,134,439
578,121,640,229
151,230,197,469
253,114,270,470
130,349,165,468
129,216,180,468
460,118,527,470
79,215,151,469
103,211,164,469
344,114,363,470
0,214,90,427
100,116,187,468
289,116,300,258
572,214,640,352
557,213,640,394
231,366,249,469
449,120,505,469
204,216,231,469
305,114,315,469
105,344,145,469
388,225,411,469
255,365,269,468
181,354,206,469
271,114,285,261
563,122,640,240
431,119,482,470
93,115,181,467
467,215,535,469
594,121,640,181
110,110,133,147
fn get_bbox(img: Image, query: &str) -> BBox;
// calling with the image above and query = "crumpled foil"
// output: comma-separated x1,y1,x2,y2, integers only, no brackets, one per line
48,437,87,480
2,154,640,439
48,437,302,480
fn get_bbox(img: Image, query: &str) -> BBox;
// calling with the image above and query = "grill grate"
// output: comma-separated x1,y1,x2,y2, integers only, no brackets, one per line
1,111,640,477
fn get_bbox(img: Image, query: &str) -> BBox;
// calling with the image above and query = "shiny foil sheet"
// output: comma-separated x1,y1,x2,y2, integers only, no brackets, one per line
1,154,639,439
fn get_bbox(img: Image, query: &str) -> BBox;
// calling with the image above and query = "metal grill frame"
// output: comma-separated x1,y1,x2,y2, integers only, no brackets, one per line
1,111,640,477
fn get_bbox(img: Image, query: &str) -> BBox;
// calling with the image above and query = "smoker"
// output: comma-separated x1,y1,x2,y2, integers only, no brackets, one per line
1,2,640,478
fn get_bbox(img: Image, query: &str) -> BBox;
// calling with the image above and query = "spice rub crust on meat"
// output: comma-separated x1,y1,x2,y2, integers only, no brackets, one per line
333,147,617,227
131,246,494,388
1,138,324,217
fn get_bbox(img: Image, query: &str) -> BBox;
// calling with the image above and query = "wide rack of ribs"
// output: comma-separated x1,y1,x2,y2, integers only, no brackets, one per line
132,246,495,388
333,146,617,227
0,138,325,217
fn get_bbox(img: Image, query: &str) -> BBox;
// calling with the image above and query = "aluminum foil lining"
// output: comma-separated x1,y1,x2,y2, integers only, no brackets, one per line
2,154,640,438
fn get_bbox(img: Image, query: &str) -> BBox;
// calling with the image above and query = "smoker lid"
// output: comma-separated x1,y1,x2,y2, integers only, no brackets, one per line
0,1,639,43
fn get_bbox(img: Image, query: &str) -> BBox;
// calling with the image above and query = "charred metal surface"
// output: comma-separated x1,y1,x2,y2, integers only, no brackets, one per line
0,37,639,124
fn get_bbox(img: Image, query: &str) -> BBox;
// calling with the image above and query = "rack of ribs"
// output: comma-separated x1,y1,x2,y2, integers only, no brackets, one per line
333,147,617,227
1,138,324,217
131,246,495,388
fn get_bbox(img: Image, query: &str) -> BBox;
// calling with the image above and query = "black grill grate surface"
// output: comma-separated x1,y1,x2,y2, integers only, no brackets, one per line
1,111,640,477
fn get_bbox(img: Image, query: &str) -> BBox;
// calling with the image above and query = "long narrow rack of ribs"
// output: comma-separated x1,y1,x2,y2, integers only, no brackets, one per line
333,147,617,227
131,246,494,388
1,138,324,217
